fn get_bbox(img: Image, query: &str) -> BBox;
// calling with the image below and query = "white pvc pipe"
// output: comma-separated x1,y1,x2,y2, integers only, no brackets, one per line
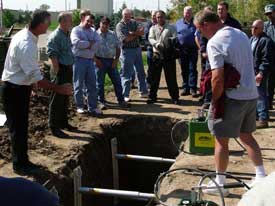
79,187,155,200
115,154,176,163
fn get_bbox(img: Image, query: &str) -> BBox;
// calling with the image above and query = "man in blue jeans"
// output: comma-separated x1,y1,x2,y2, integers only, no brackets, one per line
250,19,275,128
116,8,148,102
176,6,198,97
71,10,102,116
95,16,130,109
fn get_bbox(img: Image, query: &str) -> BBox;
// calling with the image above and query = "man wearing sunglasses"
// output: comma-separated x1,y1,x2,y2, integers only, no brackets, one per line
250,20,275,129
264,4,275,110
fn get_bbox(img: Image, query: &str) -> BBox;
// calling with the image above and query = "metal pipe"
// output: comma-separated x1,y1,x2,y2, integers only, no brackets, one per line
78,187,155,200
111,138,119,205
115,154,176,164
73,167,83,206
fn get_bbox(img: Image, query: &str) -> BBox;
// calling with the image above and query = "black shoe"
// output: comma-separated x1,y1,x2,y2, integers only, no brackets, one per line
181,89,190,96
191,89,199,98
51,128,69,138
147,98,157,104
63,124,78,131
118,101,131,108
13,161,41,174
171,99,181,105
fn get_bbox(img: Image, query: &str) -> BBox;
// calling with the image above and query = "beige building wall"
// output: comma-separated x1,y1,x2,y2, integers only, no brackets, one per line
79,0,113,16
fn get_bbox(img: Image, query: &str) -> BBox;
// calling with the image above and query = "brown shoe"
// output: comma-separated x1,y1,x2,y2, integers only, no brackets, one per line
256,120,268,129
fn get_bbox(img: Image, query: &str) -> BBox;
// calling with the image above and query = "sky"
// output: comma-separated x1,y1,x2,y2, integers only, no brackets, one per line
4,0,172,12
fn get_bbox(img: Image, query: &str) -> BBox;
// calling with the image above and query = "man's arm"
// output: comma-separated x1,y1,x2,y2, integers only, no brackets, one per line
211,68,224,103
47,34,60,74
70,27,93,49
37,79,72,95
112,47,121,68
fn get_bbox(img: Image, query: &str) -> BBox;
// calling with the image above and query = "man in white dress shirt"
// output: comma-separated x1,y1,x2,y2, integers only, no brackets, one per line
1,10,71,174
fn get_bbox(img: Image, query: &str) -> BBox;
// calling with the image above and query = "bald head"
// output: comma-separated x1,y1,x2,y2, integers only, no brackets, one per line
251,19,264,37
122,8,132,23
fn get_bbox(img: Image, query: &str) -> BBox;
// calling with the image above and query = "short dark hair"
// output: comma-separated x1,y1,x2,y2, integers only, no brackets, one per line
218,1,229,10
29,10,51,29
79,9,95,21
194,10,220,25
100,16,111,24
57,12,72,23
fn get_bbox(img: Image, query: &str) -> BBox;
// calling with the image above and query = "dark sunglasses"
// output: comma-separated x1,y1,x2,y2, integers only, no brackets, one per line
265,12,272,16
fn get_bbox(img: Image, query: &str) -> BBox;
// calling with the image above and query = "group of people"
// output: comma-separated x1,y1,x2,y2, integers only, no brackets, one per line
1,1,275,202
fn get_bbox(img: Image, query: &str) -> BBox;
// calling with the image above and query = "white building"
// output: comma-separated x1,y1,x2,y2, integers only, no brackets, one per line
77,0,113,16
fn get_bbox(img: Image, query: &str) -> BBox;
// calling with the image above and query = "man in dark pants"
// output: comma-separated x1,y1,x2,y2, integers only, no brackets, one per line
1,10,72,174
176,6,198,97
147,10,179,104
250,20,275,129
264,4,275,109
47,12,76,138
144,10,157,87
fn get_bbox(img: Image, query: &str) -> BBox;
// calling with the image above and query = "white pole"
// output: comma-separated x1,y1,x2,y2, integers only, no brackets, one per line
111,138,119,205
115,154,176,163
78,187,155,200
73,167,82,206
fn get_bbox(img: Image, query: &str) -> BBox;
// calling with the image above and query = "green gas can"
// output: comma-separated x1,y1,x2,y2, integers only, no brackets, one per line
188,118,215,155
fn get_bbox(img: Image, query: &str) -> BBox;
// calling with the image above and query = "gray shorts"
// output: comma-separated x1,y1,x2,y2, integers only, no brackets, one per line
208,98,257,138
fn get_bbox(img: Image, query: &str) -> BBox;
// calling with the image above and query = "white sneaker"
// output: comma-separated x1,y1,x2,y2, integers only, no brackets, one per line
124,97,131,102
76,108,85,114
139,93,148,98
246,177,265,189
202,180,230,197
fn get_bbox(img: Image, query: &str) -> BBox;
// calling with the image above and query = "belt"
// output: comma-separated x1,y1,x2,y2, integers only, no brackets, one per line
95,56,113,60
4,81,31,89
122,46,139,49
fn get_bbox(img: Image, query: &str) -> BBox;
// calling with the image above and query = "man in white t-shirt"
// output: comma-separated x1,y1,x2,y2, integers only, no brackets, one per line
194,10,266,196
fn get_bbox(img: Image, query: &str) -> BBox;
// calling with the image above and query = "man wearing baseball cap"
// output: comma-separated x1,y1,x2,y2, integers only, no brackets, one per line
264,4,275,110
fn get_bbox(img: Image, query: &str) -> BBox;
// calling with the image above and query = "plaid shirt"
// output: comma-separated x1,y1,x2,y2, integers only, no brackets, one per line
116,19,140,48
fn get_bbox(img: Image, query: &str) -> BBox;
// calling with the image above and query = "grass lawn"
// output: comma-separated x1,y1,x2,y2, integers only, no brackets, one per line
49,21,59,31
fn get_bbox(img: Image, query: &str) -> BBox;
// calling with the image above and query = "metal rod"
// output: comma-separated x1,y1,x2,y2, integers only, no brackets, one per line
115,154,176,163
73,166,82,206
78,187,155,200
111,138,119,205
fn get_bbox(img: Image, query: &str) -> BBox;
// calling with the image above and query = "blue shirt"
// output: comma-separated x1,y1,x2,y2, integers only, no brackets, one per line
175,18,197,48
70,25,101,59
95,29,121,59
47,28,74,65
0,176,59,206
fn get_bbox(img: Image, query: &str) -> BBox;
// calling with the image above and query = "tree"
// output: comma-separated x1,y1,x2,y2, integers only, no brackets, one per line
3,10,16,28
39,4,50,11
72,10,80,27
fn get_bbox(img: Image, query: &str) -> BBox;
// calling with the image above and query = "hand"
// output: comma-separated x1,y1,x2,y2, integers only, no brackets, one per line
156,43,164,50
112,59,119,69
95,58,104,69
255,73,263,84
55,83,72,96
88,40,96,49
202,53,208,59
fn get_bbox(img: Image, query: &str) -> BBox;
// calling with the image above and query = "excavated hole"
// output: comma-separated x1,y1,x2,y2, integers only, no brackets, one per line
58,116,179,206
